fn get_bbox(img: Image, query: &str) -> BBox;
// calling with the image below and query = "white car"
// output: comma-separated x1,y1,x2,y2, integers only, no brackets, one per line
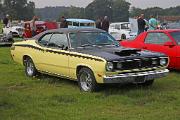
109,22,137,40
3,25,24,37
0,33,13,45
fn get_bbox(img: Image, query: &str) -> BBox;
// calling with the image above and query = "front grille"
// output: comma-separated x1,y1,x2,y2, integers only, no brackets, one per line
114,58,162,70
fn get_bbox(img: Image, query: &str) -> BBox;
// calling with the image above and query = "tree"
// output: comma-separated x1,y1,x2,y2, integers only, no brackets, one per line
85,0,130,22
86,0,113,20
130,6,180,19
111,0,130,22
60,6,85,20
3,0,35,20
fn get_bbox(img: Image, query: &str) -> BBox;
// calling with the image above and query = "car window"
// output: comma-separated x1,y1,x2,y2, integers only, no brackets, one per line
68,21,73,26
38,33,52,46
170,31,180,45
145,32,170,44
48,33,68,49
121,23,130,29
69,32,119,48
115,24,120,30
110,24,115,28
73,22,79,27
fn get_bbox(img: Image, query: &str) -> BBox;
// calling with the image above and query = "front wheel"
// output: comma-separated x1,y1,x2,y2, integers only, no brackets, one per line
24,57,37,77
78,68,99,92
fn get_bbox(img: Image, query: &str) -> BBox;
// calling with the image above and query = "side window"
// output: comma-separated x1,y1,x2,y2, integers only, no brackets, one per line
38,33,52,46
110,24,115,29
48,33,68,49
73,22,79,27
115,24,120,30
145,33,170,44
68,21,72,26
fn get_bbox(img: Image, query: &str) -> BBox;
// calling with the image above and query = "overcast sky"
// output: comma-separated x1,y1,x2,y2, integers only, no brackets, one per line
30,0,180,9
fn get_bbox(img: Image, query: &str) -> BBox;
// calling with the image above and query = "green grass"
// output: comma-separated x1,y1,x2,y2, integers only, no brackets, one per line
0,22,3,34
0,47,180,120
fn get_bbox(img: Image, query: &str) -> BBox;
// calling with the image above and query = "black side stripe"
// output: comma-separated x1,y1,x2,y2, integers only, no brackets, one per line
15,44,104,62
15,44,44,51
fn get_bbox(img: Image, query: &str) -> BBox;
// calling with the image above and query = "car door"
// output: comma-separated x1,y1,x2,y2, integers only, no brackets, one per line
35,33,53,71
169,31,180,69
43,33,69,77
142,32,177,68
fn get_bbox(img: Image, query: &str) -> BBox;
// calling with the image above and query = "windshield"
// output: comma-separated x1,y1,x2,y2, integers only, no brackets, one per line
121,23,130,30
170,31,180,45
69,32,119,48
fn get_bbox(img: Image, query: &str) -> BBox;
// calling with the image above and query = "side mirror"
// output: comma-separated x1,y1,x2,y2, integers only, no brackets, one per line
164,41,175,47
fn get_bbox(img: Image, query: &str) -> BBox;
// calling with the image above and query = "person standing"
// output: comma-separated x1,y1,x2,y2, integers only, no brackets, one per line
95,17,102,29
3,14,10,27
137,14,146,34
101,16,110,32
60,16,68,28
30,16,38,37
148,15,158,30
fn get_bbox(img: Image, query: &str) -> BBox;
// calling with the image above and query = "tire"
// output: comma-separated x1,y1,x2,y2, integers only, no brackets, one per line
24,57,37,77
77,67,99,92
137,80,154,87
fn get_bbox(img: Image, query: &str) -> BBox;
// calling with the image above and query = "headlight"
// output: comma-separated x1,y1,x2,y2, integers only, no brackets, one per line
117,62,123,69
160,58,167,66
106,62,114,71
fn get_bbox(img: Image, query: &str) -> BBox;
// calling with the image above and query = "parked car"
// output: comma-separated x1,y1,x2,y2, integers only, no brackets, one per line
66,19,95,28
0,32,13,46
3,25,24,37
11,28,169,92
120,29,180,70
23,21,58,38
109,22,137,40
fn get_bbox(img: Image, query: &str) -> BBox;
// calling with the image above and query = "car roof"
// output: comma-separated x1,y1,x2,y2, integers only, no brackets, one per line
34,28,105,39
66,18,95,23
110,22,130,25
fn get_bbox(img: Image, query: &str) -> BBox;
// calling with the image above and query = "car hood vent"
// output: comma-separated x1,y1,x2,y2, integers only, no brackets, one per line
114,49,141,56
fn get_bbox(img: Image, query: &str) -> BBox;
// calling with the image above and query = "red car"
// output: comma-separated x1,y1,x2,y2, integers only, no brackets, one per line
120,29,180,70
23,21,58,38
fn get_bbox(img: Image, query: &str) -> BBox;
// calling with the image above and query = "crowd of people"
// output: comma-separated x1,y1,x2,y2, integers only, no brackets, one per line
137,14,158,34
2,13,160,37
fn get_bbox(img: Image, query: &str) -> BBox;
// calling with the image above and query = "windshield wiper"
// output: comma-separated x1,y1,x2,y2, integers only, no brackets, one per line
80,44,94,47
96,43,115,46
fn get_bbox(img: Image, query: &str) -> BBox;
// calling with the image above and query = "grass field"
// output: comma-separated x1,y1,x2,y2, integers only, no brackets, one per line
0,47,180,120
0,22,3,34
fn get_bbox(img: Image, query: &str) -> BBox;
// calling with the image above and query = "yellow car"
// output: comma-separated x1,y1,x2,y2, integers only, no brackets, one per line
11,28,169,92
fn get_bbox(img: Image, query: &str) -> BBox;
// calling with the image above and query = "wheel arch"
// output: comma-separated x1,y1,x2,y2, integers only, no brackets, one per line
22,55,33,66
76,65,95,77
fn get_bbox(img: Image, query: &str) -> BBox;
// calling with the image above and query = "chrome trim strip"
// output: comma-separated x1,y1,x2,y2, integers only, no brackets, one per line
103,69,169,83
104,69,169,79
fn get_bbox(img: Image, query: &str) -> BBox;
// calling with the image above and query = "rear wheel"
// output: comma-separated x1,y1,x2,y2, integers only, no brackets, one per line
78,68,99,92
24,57,37,77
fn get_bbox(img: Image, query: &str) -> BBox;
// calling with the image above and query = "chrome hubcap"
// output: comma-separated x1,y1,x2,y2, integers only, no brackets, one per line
79,71,92,91
26,60,34,76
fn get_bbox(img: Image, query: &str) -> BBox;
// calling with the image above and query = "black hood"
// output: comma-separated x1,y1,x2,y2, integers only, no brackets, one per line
72,46,165,61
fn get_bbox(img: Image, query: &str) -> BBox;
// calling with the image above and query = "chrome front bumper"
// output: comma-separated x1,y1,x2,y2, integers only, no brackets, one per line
103,69,169,83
